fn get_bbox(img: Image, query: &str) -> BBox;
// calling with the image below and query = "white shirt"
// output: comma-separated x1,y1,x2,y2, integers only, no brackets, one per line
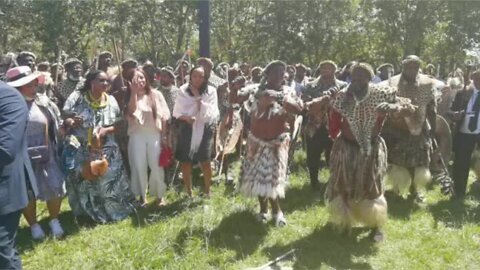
460,86,480,134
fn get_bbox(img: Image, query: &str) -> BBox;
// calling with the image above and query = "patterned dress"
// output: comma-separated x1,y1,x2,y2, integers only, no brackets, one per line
63,91,134,223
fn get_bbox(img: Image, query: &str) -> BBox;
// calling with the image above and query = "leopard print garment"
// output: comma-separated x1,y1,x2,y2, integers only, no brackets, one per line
330,84,397,156
385,74,435,135
238,83,301,120
55,77,84,108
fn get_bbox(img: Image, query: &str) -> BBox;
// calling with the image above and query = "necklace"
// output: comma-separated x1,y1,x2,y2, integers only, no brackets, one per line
85,91,108,110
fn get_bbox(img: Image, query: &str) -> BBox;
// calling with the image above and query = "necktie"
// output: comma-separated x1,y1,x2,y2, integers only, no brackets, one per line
468,92,480,132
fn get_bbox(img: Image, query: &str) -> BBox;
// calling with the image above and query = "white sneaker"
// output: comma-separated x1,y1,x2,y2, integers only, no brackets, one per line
49,219,64,238
30,223,46,240
272,212,287,227
256,212,269,224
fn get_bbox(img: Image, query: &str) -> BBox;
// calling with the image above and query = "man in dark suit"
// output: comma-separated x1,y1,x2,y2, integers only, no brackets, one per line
449,69,480,197
0,81,38,269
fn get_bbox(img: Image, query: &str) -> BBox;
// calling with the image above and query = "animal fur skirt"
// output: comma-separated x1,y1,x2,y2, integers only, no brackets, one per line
325,135,388,229
240,132,290,199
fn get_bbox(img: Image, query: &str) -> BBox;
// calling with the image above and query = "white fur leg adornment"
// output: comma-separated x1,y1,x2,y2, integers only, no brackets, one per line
351,195,388,229
327,196,355,231
413,166,431,193
327,195,388,230
388,164,411,197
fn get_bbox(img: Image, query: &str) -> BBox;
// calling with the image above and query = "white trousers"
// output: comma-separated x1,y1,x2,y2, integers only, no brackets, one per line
128,129,166,199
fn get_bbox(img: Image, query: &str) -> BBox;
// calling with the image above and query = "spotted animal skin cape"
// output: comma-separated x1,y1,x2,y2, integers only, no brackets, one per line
330,84,397,155
238,83,301,120
383,74,436,135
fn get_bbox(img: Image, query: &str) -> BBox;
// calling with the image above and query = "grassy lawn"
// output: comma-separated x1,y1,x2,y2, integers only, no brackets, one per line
18,151,480,270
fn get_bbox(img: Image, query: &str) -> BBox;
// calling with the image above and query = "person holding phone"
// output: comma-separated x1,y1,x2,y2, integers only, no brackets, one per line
126,68,170,207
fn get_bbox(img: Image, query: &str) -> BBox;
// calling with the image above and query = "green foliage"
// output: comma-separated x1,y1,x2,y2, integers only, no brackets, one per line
0,0,479,74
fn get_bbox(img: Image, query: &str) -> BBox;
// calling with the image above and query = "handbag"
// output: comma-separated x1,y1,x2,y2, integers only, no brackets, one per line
158,145,174,167
27,124,50,164
81,154,109,181
81,130,109,181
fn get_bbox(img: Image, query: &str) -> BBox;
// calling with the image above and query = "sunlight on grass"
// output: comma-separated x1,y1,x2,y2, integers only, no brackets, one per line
18,150,480,269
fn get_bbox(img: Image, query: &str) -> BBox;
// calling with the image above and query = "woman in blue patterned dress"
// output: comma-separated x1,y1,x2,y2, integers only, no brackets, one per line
62,70,134,223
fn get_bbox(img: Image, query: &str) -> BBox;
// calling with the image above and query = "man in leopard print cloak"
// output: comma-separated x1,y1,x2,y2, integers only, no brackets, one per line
381,55,440,202
327,63,415,241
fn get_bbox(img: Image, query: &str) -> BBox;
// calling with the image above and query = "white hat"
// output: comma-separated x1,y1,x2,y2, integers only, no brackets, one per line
5,66,45,88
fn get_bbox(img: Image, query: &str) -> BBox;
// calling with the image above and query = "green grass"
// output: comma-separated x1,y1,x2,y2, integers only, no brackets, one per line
18,151,480,270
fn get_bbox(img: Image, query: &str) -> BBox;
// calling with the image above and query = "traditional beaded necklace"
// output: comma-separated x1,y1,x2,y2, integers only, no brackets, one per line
85,91,108,110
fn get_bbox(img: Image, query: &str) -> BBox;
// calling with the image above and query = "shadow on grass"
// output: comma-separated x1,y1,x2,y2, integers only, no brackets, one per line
17,210,87,254
281,183,323,213
130,197,203,227
428,197,480,229
384,191,416,220
264,225,377,269
174,210,269,263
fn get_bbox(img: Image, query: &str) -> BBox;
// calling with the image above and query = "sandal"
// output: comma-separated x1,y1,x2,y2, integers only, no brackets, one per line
273,212,287,227
156,197,167,207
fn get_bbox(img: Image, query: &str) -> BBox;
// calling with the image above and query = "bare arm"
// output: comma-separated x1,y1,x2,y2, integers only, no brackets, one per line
127,92,138,117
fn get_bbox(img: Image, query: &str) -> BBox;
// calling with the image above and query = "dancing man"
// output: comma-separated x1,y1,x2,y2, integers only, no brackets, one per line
327,63,414,241
232,60,304,226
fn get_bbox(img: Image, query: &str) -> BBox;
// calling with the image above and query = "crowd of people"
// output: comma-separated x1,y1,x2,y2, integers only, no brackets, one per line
0,49,479,268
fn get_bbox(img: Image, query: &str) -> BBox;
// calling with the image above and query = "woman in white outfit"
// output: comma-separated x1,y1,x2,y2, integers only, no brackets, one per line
127,69,170,207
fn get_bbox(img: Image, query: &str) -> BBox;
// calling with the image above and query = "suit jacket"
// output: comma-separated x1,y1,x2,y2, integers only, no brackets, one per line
448,85,474,134
0,81,38,215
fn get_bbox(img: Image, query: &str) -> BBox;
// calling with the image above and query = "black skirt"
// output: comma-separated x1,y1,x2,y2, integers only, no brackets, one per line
174,120,215,163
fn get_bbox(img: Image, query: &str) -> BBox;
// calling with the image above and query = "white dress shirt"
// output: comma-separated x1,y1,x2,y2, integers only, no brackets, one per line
460,86,480,134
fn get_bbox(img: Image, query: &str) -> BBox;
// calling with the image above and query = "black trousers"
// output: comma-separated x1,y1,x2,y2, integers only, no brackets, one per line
452,132,480,196
305,126,332,186
0,210,22,270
